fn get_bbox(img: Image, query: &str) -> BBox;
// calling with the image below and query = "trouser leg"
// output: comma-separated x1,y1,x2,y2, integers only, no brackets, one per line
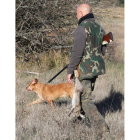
81,77,110,138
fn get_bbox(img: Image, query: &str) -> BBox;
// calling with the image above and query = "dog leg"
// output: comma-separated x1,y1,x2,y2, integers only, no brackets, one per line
51,101,54,108
26,98,43,107
47,100,54,108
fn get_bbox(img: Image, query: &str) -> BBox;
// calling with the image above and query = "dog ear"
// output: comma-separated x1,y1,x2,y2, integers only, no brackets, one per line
32,79,38,84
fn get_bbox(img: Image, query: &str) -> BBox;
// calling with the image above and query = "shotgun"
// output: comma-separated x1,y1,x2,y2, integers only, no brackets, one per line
47,32,113,83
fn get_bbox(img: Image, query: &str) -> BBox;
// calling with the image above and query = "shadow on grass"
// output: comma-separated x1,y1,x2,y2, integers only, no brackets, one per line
44,100,71,107
95,85,124,117
54,100,71,107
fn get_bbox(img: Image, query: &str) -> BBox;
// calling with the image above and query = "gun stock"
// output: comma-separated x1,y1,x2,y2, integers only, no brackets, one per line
102,32,114,45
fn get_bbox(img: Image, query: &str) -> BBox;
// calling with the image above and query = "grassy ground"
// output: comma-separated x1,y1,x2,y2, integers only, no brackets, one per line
16,61,124,140
16,6,124,140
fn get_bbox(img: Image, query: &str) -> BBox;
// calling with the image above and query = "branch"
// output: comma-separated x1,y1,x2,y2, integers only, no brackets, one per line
16,0,23,11
16,70,43,75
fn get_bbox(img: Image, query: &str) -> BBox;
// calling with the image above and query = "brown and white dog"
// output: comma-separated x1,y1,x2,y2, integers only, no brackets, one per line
26,79,74,107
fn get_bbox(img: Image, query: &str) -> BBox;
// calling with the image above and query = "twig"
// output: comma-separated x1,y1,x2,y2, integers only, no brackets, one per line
16,70,43,75
16,0,23,11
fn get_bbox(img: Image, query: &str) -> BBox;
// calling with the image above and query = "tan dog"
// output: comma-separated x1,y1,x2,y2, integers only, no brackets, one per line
26,79,74,107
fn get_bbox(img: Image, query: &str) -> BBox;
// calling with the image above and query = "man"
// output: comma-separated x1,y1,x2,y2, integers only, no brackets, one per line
67,4,110,139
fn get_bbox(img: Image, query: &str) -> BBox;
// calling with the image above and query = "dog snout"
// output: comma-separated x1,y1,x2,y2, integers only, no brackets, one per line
26,86,31,91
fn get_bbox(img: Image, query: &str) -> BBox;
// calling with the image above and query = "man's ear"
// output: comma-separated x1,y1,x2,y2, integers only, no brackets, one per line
80,11,83,18
32,79,38,84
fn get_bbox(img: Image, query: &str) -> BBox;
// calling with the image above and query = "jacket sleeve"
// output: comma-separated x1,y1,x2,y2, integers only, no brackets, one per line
67,26,86,74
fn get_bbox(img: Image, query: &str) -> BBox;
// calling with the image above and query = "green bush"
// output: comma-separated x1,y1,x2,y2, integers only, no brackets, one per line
117,0,124,6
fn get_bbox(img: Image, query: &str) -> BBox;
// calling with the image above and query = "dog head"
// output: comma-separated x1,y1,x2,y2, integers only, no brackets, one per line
26,78,38,91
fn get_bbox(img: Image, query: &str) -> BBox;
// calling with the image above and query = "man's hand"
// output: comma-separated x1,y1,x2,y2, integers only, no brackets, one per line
67,74,73,84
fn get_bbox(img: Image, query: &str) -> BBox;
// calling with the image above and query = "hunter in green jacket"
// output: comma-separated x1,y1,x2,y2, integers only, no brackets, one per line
67,4,111,140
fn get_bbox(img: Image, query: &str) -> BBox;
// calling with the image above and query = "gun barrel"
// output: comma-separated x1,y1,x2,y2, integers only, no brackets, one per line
47,64,68,83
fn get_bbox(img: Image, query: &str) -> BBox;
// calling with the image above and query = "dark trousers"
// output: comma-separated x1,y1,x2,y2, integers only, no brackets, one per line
80,77,110,136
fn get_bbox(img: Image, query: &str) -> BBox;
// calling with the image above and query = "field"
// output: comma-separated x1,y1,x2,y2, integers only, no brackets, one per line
16,6,124,140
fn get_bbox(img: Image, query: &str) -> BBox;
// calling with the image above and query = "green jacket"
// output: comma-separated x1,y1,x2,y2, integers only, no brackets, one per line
79,19,105,79
67,13,106,80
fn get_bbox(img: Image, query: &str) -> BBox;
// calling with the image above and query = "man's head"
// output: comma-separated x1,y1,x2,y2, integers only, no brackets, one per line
76,4,92,21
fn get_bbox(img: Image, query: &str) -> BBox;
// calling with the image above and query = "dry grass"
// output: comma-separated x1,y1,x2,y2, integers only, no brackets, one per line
16,60,124,140
16,6,124,140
